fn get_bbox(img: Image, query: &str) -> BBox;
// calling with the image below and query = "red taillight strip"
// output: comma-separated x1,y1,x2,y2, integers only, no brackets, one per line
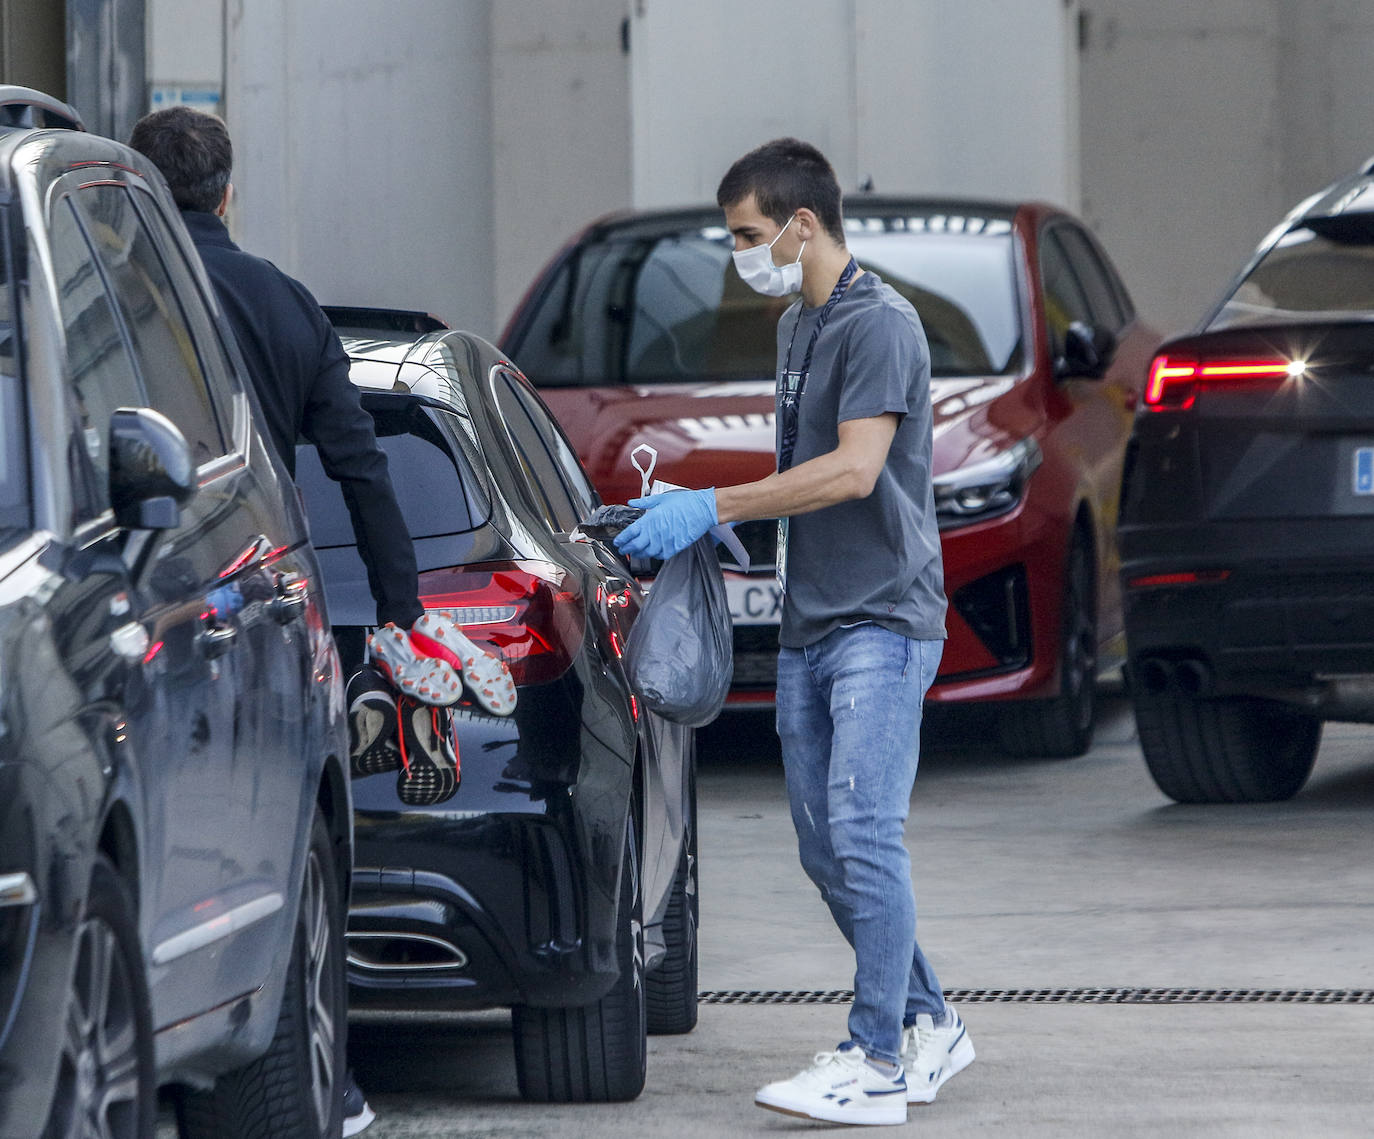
1127,569,1231,589
1145,355,1301,409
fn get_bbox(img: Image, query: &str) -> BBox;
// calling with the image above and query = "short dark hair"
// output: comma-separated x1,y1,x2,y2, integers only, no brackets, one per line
128,106,232,213
716,138,845,244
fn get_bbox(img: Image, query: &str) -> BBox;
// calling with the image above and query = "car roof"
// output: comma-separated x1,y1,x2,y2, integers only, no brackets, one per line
576,195,1024,243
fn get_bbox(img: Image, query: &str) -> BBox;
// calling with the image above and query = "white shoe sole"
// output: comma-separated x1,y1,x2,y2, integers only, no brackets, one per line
342,1101,376,1137
755,1090,907,1126
908,1031,975,1104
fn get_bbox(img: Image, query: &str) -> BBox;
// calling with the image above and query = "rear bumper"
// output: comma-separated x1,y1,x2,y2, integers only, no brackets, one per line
345,813,618,1012
1123,537,1374,696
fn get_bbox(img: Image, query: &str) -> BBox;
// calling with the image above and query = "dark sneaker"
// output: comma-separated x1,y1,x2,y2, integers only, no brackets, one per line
347,666,400,778
395,699,460,806
342,1071,375,1136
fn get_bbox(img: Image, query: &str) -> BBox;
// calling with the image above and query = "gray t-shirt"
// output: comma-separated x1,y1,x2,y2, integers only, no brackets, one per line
774,270,947,648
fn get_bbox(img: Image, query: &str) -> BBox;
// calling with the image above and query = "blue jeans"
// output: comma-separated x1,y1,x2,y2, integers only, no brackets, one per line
776,623,946,1065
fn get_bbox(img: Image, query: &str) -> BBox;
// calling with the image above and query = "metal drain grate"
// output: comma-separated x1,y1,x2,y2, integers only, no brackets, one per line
700,988,1374,1006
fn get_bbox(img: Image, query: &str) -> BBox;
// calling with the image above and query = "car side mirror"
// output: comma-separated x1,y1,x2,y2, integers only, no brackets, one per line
108,407,196,531
1056,321,1116,380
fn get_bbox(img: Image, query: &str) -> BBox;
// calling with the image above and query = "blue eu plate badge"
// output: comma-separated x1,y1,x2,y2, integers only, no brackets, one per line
1356,448,1374,496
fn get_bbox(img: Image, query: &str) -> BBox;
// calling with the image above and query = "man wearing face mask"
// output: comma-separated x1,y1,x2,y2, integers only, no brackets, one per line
615,138,968,1127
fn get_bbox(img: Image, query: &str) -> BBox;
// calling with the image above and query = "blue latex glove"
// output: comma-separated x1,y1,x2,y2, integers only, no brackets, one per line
614,488,718,561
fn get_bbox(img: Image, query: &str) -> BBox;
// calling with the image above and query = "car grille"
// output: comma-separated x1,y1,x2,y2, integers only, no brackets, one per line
952,564,1031,670
733,624,779,688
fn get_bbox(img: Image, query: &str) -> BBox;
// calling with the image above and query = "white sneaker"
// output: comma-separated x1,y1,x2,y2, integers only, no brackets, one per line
755,1043,908,1126
901,1007,975,1104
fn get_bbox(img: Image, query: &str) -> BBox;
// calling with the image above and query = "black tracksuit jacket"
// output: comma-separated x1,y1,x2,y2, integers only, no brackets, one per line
182,209,423,629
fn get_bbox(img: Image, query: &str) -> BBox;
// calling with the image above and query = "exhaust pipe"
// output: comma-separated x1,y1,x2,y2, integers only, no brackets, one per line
1134,655,1212,697
1136,657,1173,694
1174,658,1213,697
346,932,468,972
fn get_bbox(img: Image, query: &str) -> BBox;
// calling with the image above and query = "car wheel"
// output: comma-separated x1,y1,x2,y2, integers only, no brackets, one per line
176,809,346,1138
1133,688,1321,803
998,532,1097,758
42,854,154,1139
647,747,698,1036
512,796,647,1102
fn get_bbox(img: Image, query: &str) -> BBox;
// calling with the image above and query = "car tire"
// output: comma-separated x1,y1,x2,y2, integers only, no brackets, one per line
1133,688,1321,803
998,532,1097,758
176,809,346,1138
42,854,154,1139
646,750,698,1036
512,798,647,1102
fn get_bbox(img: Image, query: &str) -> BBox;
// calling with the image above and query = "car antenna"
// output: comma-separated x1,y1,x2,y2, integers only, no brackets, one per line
858,175,874,193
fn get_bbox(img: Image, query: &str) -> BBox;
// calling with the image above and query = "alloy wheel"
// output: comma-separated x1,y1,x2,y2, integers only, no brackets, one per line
54,916,142,1139
301,848,338,1127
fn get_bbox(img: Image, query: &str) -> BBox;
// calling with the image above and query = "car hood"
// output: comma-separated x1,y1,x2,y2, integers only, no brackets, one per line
538,376,1030,505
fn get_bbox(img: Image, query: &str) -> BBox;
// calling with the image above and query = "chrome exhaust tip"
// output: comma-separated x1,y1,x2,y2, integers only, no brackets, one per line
346,931,468,972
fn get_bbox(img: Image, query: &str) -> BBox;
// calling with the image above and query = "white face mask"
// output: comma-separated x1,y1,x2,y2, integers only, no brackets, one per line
732,214,805,297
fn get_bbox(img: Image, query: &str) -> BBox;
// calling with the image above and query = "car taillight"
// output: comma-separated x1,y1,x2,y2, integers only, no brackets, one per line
1144,354,1306,410
418,560,584,686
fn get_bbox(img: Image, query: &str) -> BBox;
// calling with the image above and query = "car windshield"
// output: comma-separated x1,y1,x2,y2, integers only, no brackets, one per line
509,212,1022,385
294,403,491,546
1210,218,1374,329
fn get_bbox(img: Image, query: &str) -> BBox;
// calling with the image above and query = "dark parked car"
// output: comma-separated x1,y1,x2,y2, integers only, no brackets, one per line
503,198,1158,756
1120,157,1374,802
295,308,697,1102
0,88,352,1136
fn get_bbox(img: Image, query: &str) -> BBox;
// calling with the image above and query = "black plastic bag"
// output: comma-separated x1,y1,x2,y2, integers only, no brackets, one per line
623,534,733,727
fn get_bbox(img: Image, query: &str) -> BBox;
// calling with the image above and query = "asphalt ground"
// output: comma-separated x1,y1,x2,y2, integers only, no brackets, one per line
160,690,1374,1135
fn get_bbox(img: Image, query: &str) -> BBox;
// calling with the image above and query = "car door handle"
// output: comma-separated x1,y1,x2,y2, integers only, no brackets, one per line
271,572,308,625
197,621,238,660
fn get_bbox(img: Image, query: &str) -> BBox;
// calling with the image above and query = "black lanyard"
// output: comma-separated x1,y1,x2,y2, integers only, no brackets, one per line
778,257,858,472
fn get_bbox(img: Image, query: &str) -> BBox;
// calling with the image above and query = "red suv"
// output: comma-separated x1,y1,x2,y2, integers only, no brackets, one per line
503,198,1157,756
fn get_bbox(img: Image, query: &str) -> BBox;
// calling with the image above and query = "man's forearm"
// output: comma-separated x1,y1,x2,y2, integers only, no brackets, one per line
714,413,900,524
714,447,877,524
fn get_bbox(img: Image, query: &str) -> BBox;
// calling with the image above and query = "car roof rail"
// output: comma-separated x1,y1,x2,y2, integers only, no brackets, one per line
0,86,85,131
321,306,449,335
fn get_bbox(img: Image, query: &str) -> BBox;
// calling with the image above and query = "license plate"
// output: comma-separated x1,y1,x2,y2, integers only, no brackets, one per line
1355,447,1374,495
725,573,783,625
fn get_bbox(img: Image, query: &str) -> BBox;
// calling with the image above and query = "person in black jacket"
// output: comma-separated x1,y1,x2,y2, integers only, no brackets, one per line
129,105,405,1138
129,105,423,634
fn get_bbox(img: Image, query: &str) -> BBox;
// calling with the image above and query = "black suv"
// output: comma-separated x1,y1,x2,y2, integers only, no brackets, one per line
1120,156,1374,803
0,88,351,1135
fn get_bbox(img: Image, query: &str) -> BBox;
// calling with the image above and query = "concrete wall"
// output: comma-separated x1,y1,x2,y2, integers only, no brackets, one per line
1080,0,1374,337
491,0,631,332
223,0,494,331
627,0,1077,211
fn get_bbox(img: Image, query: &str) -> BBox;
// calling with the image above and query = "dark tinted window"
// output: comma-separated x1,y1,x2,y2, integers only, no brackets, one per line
129,190,245,437
1055,225,1125,333
505,371,598,519
295,404,490,546
509,213,1021,384
1211,218,1374,329
71,185,226,464
492,370,581,532
1039,230,1093,360
49,197,146,518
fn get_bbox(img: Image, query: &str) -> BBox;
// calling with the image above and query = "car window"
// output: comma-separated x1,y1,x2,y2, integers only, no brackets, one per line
48,196,147,520
491,369,581,532
508,213,1022,385
294,404,490,546
504,370,598,518
1055,225,1125,333
0,215,27,529
69,184,227,466
1039,229,1094,361
1210,218,1374,329
128,188,245,445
